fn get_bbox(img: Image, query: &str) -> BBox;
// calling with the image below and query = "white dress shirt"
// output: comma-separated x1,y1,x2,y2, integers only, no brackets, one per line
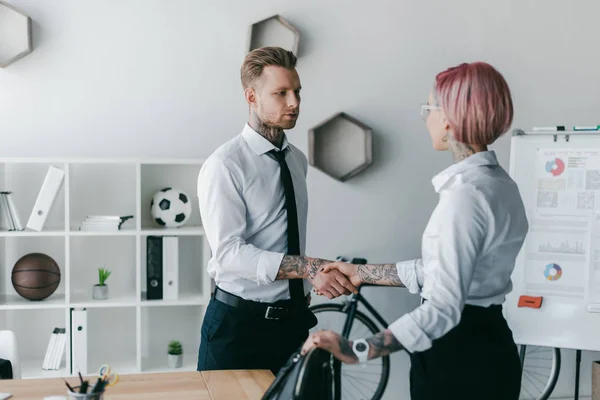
389,151,529,353
197,123,312,303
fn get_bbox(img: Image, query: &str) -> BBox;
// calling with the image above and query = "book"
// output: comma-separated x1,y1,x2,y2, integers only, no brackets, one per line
4,192,23,231
42,328,59,370
0,193,14,231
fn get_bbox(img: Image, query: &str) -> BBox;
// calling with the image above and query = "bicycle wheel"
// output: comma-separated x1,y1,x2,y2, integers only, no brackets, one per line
519,345,561,400
310,303,390,400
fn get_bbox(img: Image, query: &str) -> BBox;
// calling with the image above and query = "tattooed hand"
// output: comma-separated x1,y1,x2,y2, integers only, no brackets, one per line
311,269,358,298
276,256,358,298
301,330,358,364
322,262,404,287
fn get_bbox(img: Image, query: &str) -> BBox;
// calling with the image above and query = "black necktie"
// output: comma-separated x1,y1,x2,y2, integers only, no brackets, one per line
270,149,304,302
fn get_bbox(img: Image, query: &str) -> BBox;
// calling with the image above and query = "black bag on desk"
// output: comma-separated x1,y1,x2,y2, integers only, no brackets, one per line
261,348,333,400
0,358,13,379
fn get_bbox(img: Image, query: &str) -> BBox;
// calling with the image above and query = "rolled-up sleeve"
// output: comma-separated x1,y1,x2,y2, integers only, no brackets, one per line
396,259,424,294
388,186,490,353
197,157,284,284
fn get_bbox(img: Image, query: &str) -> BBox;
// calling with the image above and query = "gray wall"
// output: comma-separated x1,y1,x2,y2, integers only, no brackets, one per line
2,0,600,398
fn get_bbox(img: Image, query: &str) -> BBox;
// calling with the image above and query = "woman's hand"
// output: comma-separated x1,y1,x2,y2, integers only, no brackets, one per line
321,262,362,288
301,330,359,364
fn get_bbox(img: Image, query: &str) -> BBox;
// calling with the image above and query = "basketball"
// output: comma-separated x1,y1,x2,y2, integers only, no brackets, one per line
11,253,61,301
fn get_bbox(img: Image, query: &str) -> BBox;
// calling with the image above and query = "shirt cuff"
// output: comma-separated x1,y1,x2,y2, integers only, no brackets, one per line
257,251,285,285
396,259,421,294
388,313,433,353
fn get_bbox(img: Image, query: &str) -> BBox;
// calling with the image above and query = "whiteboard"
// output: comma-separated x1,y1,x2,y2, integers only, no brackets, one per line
505,129,600,352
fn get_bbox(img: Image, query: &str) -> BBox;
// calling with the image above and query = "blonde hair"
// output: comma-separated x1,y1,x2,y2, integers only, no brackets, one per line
240,47,297,89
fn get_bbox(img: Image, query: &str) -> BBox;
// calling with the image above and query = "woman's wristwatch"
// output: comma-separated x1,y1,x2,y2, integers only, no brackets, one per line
352,338,370,363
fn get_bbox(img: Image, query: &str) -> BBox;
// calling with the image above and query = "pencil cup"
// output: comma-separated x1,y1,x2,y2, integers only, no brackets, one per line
67,388,104,400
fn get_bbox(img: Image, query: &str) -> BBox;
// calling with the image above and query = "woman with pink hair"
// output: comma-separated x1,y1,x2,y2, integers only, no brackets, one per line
302,62,529,399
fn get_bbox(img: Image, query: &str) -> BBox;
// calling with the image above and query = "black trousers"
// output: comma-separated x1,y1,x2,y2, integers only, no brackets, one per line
197,294,318,375
409,304,522,400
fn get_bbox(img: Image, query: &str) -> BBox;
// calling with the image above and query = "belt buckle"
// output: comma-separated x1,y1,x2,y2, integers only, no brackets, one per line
265,306,285,320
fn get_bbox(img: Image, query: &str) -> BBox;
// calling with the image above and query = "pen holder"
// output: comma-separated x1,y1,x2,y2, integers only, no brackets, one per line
67,388,104,400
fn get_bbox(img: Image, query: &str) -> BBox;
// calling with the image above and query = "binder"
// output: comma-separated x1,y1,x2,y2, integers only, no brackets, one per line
146,236,163,300
163,236,179,301
26,166,65,231
71,309,87,375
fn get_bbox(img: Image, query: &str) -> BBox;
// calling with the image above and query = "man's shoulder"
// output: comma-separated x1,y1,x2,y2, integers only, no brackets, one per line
205,134,248,168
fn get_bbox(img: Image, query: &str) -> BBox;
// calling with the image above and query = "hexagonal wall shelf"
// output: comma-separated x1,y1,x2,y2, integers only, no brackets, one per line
248,14,299,55
308,112,373,182
0,0,32,68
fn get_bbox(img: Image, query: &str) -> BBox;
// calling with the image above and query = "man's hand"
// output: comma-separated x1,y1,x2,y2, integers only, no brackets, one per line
321,261,361,287
323,261,404,287
301,330,358,364
276,256,358,298
309,269,358,299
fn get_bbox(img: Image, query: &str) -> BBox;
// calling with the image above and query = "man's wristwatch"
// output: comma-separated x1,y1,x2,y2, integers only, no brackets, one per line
352,338,369,364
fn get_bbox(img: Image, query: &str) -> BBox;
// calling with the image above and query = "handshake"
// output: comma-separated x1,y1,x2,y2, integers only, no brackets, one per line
309,258,363,299
278,255,401,298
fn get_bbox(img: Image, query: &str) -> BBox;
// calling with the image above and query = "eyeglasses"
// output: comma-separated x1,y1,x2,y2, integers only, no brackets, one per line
420,104,441,121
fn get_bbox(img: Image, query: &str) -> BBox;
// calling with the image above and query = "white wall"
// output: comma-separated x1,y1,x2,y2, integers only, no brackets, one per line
2,0,600,398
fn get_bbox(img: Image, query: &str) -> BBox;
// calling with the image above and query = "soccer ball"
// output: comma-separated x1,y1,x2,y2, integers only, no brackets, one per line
150,188,192,228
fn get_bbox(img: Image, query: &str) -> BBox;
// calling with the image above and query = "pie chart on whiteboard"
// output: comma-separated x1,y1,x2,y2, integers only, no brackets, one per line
545,158,565,176
544,263,562,281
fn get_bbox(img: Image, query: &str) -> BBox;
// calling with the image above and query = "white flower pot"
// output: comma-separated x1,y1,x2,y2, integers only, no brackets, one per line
93,285,108,300
168,354,183,368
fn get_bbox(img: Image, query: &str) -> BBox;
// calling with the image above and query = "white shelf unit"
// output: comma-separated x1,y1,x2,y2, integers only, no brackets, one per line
0,158,212,379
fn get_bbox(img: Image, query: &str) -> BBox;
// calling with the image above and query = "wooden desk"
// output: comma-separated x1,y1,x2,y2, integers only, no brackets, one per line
1,370,275,400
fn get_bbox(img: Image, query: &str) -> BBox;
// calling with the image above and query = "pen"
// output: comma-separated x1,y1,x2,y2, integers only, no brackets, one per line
79,380,89,394
63,379,75,392
90,377,103,393
532,126,566,132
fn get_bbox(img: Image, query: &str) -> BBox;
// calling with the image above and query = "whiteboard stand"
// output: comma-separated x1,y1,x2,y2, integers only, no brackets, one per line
508,129,600,400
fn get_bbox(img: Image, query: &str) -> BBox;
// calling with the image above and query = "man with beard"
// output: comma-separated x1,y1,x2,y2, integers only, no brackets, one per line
196,46,357,373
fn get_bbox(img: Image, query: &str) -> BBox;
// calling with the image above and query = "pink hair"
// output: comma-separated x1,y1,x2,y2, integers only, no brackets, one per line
435,62,514,145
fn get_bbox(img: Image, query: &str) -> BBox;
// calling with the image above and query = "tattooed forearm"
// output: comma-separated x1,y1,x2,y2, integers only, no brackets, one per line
356,264,404,287
366,330,404,359
276,256,328,280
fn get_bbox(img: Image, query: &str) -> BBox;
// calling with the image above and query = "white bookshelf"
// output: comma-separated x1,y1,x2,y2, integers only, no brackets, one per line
0,158,212,379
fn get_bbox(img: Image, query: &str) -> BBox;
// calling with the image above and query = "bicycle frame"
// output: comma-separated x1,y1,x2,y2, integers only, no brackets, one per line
334,284,389,400
339,285,389,337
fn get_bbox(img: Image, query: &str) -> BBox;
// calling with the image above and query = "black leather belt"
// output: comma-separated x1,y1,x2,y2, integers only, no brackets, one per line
213,287,309,320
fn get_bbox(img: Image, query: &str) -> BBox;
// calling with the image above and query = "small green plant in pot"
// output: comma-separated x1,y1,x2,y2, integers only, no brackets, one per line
92,267,111,300
168,340,183,368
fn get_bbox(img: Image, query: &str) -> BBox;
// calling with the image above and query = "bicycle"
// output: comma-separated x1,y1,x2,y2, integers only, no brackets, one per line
518,344,561,400
309,256,562,400
309,257,390,400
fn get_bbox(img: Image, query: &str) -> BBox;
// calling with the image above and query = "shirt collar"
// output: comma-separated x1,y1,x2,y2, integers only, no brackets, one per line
241,123,290,155
431,150,499,192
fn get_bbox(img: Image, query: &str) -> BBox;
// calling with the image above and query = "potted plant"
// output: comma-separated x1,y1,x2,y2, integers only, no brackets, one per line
93,267,111,300
168,340,183,368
